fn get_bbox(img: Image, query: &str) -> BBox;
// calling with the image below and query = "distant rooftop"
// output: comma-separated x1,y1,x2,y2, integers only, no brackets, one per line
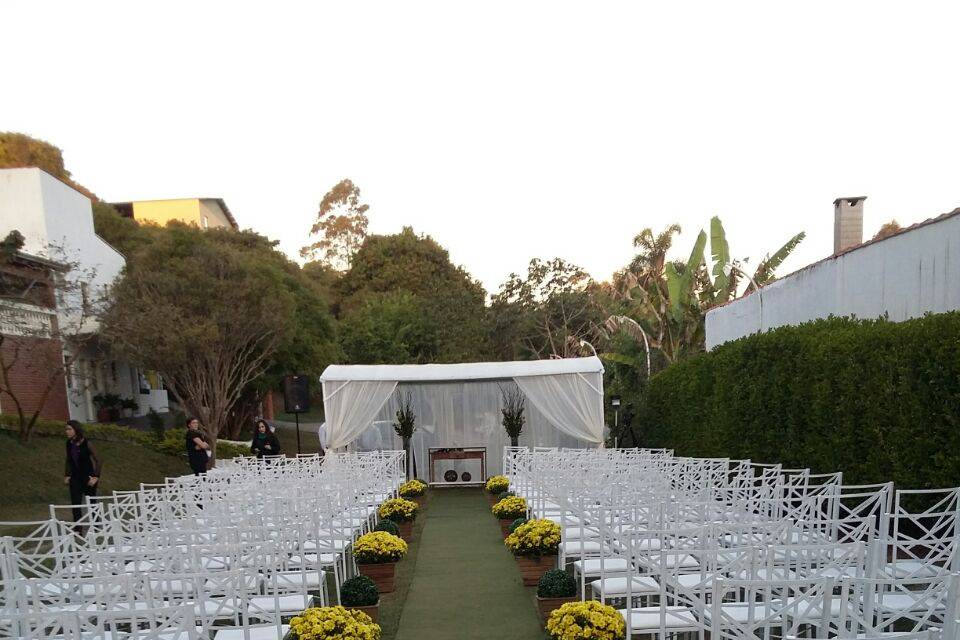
110,197,238,230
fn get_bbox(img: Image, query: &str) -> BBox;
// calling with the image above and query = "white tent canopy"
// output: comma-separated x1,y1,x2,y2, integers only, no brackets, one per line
319,357,605,476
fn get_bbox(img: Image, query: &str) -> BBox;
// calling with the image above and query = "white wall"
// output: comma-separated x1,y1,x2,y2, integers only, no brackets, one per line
706,211,960,349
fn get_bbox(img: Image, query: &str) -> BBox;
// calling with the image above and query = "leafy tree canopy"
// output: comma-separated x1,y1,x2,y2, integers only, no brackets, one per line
0,132,97,200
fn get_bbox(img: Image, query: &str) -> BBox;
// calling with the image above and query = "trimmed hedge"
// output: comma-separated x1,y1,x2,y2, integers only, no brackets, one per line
640,313,960,490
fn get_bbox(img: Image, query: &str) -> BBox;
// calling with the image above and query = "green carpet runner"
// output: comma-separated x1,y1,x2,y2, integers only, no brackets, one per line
391,487,545,639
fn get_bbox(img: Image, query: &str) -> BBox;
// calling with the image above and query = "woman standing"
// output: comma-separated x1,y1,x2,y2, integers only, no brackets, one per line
64,420,102,523
250,419,282,459
184,417,211,475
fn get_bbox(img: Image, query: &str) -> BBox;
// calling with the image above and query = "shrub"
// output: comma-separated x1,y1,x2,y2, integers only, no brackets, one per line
352,532,408,564
496,490,516,501
640,313,960,491
492,496,528,520
147,408,165,441
377,498,418,523
505,518,561,557
398,479,426,498
485,475,509,494
537,569,577,598
290,606,380,640
546,601,624,640
374,520,400,536
340,575,379,607
509,517,528,534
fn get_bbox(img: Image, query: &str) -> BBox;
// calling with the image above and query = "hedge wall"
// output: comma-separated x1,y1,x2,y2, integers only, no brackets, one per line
640,312,960,490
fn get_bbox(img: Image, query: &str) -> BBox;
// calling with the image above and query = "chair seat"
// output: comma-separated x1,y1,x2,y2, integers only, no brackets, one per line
213,624,290,640
591,576,660,596
883,561,945,579
562,527,600,540
192,598,241,616
573,558,631,576
561,541,609,555
248,594,312,614
274,570,327,589
619,606,699,630
675,572,715,589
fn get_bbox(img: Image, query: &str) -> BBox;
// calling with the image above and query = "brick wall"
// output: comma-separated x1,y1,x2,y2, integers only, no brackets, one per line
0,334,70,421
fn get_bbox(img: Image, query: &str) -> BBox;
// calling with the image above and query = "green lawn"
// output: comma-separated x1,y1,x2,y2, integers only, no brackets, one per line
0,431,189,522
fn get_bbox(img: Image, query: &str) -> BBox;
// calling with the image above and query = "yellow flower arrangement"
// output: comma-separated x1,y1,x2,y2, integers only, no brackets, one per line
491,495,528,520
485,475,510,494
352,531,408,565
377,497,418,523
505,518,561,556
398,479,427,498
545,601,625,640
290,606,381,640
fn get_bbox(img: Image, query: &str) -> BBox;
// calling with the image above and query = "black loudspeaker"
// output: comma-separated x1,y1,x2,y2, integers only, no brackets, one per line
282,375,310,414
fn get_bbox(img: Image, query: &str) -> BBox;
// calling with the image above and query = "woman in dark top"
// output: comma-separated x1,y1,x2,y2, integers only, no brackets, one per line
64,420,101,522
250,419,282,459
184,417,210,475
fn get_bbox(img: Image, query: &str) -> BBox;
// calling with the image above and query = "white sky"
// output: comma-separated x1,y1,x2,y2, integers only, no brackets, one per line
3,1,959,295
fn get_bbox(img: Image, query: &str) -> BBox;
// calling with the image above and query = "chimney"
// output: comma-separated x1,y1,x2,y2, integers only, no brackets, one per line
833,196,866,254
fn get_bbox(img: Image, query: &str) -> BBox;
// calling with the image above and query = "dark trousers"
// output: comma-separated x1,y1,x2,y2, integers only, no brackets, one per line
68,478,97,522
190,459,208,476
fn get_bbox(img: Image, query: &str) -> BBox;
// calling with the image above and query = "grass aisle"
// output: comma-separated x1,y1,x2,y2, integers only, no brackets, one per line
392,487,545,640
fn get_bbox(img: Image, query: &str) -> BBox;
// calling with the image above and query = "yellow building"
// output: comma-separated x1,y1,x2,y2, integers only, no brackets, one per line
111,198,238,230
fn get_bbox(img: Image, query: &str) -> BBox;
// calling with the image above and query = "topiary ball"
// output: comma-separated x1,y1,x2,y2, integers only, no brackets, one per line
537,569,577,598
340,575,379,607
374,520,400,536
509,517,528,534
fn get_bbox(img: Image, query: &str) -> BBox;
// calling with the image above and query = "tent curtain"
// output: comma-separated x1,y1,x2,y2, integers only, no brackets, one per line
514,372,604,444
323,379,398,449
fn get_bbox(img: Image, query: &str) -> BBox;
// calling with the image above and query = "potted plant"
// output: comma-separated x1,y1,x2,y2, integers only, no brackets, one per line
484,475,509,504
374,519,400,536
505,518,561,586
289,605,381,639
352,531,407,594
509,517,528,534
398,478,427,509
119,397,139,418
492,496,528,538
339,575,380,623
393,391,417,479
545,601,625,640
92,392,122,422
499,383,526,447
536,569,578,619
377,497,418,541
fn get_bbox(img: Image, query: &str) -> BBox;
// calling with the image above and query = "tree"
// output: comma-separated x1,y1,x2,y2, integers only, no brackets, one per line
300,179,369,271
0,132,97,200
102,224,337,455
872,220,903,242
0,231,102,442
339,291,437,364
490,258,602,360
91,202,154,256
337,227,489,362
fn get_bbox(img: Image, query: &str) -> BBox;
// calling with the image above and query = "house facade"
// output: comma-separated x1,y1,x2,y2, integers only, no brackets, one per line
706,197,960,349
0,167,170,422
110,198,237,230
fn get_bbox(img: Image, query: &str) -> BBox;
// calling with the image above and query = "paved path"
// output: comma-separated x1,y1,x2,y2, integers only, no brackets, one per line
392,488,545,639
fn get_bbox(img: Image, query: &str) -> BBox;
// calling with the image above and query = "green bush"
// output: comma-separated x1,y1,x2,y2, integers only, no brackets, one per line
640,313,960,490
374,519,400,536
537,569,576,598
340,575,379,606
509,517,528,534
496,490,516,501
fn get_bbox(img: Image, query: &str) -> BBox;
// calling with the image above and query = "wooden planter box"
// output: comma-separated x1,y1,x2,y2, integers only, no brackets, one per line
396,520,414,541
515,554,557,586
411,495,426,510
536,595,578,620
346,602,379,623
357,562,396,594
499,518,516,538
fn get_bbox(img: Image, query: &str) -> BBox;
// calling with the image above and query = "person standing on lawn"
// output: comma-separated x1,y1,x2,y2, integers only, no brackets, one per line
64,420,101,523
184,416,211,475
250,419,282,459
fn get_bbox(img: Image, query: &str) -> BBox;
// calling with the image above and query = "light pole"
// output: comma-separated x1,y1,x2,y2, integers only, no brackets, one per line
611,395,621,448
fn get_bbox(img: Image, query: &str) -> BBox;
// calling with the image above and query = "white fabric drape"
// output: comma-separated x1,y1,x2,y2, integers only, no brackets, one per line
322,380,398,449
514,372,604,444
351,381,590,476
